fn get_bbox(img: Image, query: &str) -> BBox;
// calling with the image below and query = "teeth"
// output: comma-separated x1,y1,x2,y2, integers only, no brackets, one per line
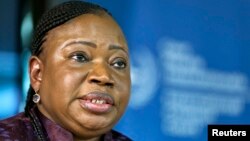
91,99,106,104
101,100,106,104
91,99,96,103
96,100,101,104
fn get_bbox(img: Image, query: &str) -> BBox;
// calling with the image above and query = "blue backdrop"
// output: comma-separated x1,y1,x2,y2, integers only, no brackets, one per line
0,0,250,141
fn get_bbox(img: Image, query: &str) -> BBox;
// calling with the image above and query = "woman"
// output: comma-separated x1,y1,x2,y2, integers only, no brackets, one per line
0,1,131,141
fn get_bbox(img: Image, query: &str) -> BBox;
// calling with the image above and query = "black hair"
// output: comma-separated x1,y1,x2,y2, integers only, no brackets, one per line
31,0,111,56
24,1,111,140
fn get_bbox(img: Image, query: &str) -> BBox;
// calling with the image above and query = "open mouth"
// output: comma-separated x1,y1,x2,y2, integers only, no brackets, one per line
79,92,114,114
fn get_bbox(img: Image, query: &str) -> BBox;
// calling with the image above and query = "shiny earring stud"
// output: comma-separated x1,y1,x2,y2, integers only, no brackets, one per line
33,93,41,103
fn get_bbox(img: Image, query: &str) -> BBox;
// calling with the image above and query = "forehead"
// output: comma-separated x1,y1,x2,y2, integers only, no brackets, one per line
39,13,128,56
45,14,127,45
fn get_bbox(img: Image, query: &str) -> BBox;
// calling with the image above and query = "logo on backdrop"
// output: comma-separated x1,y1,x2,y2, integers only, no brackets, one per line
157,37,249,137
129,46,159,109
127,38,250,138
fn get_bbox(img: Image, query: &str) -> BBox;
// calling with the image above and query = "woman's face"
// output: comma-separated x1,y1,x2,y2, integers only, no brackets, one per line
31,14,130,139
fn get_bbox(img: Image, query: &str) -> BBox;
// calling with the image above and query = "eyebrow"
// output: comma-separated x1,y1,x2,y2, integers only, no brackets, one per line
64,41,97,48
64,40,128,55
108,44,128,55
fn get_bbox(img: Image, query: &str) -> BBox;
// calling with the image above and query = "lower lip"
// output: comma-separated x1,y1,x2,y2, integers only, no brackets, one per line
79,100,113,114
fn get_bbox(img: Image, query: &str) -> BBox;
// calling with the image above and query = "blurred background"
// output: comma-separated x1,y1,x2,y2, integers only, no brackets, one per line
0,0,250,140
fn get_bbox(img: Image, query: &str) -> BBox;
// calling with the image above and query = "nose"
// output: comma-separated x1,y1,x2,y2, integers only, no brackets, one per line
88,63,114,87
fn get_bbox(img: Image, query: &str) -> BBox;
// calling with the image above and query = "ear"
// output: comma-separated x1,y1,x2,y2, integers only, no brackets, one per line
29,56,43,92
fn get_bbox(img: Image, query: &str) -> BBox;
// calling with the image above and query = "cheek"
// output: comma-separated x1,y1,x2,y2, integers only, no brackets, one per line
44,68,87,107
56,71,85,96
116,73,131,106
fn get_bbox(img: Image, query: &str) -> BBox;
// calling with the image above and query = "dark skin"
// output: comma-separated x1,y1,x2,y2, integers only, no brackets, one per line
29,13,131,141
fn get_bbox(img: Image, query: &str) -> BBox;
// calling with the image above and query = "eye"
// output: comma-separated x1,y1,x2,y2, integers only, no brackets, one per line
111,58,127,69
70,52,89,63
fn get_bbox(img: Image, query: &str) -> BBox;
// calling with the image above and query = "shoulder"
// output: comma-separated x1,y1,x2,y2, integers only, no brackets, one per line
0,112,34,140
104,129,133,141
